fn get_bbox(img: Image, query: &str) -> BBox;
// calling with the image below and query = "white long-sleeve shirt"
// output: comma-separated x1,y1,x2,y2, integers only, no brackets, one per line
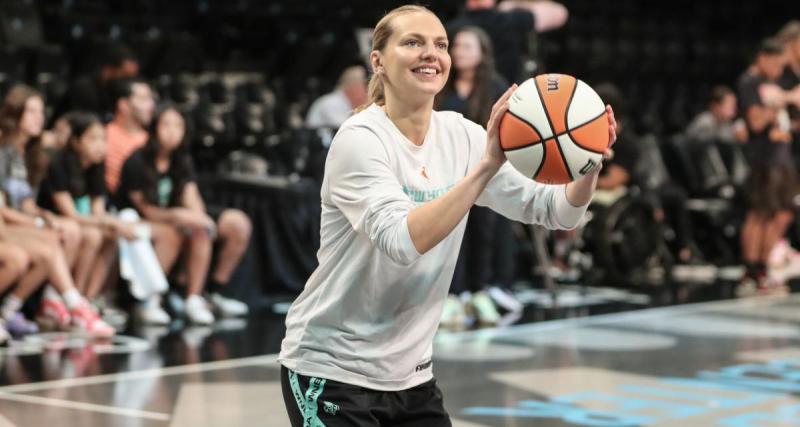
278,104,589,391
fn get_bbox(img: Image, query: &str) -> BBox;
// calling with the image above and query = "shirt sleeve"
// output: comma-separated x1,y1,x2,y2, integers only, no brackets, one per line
120,152,146,192
686,113,716,142
185,156,198,183
737,75,761,110
305,99,325,128
46,154,70,193
464,118,589,229
506,9,535,32
88,163,106,197
326,126,421,266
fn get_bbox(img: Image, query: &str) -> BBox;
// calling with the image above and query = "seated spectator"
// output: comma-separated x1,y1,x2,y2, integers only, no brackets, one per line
686,85,747,143
0,219,31,341
105,77,155,197
305,65,367,129
119,105,252,324
593,84,639,199
37,112,174,325
597,83,699,264
0,84,115,337
40,112,79,150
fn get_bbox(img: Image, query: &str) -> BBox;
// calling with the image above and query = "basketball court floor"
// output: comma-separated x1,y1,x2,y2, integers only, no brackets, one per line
1,293,800,426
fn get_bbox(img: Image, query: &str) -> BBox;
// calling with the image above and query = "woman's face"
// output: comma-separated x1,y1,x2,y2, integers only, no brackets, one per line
452,31,482,72
716,93,737,121
20,96,45,138
156,109,185,152
374,11,451,102
52,118,71,149
77,123,107,165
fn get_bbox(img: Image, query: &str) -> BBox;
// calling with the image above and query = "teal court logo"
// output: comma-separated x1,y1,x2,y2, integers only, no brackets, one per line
323,401,339,416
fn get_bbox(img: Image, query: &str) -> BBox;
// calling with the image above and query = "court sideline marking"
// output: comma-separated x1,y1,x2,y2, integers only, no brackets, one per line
0,295,794,422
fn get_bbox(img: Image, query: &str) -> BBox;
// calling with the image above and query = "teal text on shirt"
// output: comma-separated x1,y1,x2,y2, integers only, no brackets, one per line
402,184,454,203
158,177,173,207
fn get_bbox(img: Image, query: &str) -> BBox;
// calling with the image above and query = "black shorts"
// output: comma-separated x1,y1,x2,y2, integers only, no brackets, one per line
280,366,451,427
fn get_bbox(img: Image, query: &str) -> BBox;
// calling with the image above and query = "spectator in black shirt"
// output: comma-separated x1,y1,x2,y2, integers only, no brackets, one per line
38,112,139,302
776,21,800,152
119,105,252,324
448,0,568,83
737,39,797,291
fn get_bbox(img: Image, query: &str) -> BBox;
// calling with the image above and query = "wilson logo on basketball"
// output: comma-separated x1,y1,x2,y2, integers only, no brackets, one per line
547,76,559,91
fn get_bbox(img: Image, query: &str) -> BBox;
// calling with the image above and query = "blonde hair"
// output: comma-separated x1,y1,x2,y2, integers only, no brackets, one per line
337,65,367,89
777,20,800,45
354,5,437,113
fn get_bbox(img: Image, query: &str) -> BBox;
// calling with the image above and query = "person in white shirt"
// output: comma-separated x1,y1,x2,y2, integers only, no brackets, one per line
305,65,368,129
278,5,616,426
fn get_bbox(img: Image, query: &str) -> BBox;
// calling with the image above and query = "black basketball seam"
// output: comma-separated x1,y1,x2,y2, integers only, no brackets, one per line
502,110,544,151
533,75,558,141
560,80,580,179
533,139,548,179
503,105,606,154
535,75,572,182
566,109,608,155
505,141,543,152
553,137,574,181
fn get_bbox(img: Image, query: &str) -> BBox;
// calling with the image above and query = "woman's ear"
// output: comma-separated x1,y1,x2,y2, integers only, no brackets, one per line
370,51,383,74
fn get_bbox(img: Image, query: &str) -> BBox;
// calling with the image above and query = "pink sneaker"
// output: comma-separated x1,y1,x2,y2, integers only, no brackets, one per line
37,297,72,331
768,239,792,269
70,303,116,338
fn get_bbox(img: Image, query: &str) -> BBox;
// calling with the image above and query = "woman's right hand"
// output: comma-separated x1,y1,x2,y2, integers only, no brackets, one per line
484,84,517,169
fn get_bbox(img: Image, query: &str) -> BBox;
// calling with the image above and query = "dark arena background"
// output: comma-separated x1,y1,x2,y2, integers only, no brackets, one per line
0,0,799,426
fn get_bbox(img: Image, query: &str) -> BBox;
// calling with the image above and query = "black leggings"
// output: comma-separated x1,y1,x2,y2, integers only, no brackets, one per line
451,206,516,294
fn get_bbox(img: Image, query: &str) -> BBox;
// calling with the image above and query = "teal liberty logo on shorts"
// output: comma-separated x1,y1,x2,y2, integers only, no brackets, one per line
323,401,339,416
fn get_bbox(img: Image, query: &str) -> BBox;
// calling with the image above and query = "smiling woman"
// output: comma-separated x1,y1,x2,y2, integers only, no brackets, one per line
278,5,616,427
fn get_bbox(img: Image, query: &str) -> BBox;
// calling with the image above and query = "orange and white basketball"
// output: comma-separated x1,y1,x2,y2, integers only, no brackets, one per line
499,74,609,184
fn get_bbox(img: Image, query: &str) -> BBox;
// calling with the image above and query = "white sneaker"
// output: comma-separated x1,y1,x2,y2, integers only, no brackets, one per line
209,293,249,317
185,295,214,325
135,296,171,325
470,291,501,326
0,320,10,345
439,295,466,329
488,286,524,313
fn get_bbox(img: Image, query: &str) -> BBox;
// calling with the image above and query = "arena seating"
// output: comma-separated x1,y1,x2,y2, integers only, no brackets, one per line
0,0,795,293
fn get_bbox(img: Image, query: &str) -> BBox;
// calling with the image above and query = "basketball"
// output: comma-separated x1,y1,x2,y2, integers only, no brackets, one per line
499,74,609,184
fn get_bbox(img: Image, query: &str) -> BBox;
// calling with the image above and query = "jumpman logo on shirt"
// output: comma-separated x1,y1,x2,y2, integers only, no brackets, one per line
421,166,429,180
